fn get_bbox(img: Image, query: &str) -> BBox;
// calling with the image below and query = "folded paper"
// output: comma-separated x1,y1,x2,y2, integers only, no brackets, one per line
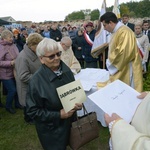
88,79,141,123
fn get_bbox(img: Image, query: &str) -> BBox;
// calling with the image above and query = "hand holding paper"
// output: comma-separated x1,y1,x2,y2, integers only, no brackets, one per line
104,113,122,126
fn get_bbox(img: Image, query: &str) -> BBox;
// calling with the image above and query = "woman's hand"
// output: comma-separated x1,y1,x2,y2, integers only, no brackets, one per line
60,103,83,119
73,103,83,110
60,109,75,119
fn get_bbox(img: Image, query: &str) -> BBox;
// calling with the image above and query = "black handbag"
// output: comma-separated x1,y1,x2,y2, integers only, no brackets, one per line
69,105,99,150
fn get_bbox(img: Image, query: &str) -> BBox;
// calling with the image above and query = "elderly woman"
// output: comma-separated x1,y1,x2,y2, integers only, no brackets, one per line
135,23,149,72
0,29,21,114
15,33,43,123
59,36,81,75
26,38,82,150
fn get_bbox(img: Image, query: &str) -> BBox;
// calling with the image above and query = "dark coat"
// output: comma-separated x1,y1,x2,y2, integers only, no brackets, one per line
146,30,150,42
127,22,135,32
13,34,24,52
82,29,98,62
26,61,75,150
50,28,62,42
73,34,84,60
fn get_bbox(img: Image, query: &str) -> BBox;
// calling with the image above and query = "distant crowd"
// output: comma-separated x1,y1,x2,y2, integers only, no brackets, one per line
0,14,149,69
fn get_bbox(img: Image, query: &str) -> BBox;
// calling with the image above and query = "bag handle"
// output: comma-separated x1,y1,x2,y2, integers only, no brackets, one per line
82,104,88,115
76,104,94,124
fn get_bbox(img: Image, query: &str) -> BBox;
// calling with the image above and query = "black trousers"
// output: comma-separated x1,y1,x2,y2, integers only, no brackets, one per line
85,61,98,68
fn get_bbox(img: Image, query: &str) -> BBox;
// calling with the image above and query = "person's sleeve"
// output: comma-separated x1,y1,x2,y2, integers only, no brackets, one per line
111,119,150,150
143,36,149,62
26,80,60,126
15,56,32,83
70,48,81,74
106,58,118,75
0,47,12,67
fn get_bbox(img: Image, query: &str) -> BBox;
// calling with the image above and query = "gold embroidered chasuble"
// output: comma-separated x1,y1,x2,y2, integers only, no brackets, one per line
108,25,143,92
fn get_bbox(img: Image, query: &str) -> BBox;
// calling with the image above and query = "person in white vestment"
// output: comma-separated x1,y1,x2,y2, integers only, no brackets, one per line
105,92,150,150
57,36,81,75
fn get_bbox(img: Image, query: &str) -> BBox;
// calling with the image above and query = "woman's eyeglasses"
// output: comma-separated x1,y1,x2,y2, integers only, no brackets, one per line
43,51,62,60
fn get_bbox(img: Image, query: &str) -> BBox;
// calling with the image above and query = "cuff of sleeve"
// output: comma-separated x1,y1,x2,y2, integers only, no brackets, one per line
109,119,122,135
106,59,118,75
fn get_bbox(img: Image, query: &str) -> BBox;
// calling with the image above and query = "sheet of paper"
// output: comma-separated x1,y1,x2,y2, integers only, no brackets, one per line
57,80,86,113
75,68,109,91
88,80,141,123
80,80,93,92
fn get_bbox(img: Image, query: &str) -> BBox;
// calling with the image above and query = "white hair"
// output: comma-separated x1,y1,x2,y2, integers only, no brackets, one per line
36,38,59,57
61,36,72,45
1,29,13,39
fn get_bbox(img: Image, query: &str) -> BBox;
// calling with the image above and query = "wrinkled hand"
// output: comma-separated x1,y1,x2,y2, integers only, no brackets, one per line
104,113,121,126
73,103,83,110
60,103,83,119
137,92,148,99
60,109,75,119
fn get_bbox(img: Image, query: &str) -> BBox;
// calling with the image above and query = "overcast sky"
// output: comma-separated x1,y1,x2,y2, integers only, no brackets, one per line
0,0,141,22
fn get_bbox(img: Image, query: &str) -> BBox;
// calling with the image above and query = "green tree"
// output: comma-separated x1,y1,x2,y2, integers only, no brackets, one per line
106,6,113,12
107,0,150,18
65,11,85,21
90,9,99,21
129,11,136,18
64,0,150,21
120,4,130,16
137,0,150,17
126,0,150,17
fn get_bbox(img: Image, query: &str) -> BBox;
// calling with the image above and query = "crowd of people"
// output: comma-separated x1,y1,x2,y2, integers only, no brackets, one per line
0,12,150,150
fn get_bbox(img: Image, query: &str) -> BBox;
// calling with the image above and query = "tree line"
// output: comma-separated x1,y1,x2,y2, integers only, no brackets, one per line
64,0,150,21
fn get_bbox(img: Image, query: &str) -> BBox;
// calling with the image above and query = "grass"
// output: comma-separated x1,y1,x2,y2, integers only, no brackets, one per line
0,98,109,150
0,71,150,150
0,103,109,150
0,108,42,150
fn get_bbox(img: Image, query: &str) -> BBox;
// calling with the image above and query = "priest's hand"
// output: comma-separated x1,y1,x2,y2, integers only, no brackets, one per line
104,113,121,126
137,92,148,99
